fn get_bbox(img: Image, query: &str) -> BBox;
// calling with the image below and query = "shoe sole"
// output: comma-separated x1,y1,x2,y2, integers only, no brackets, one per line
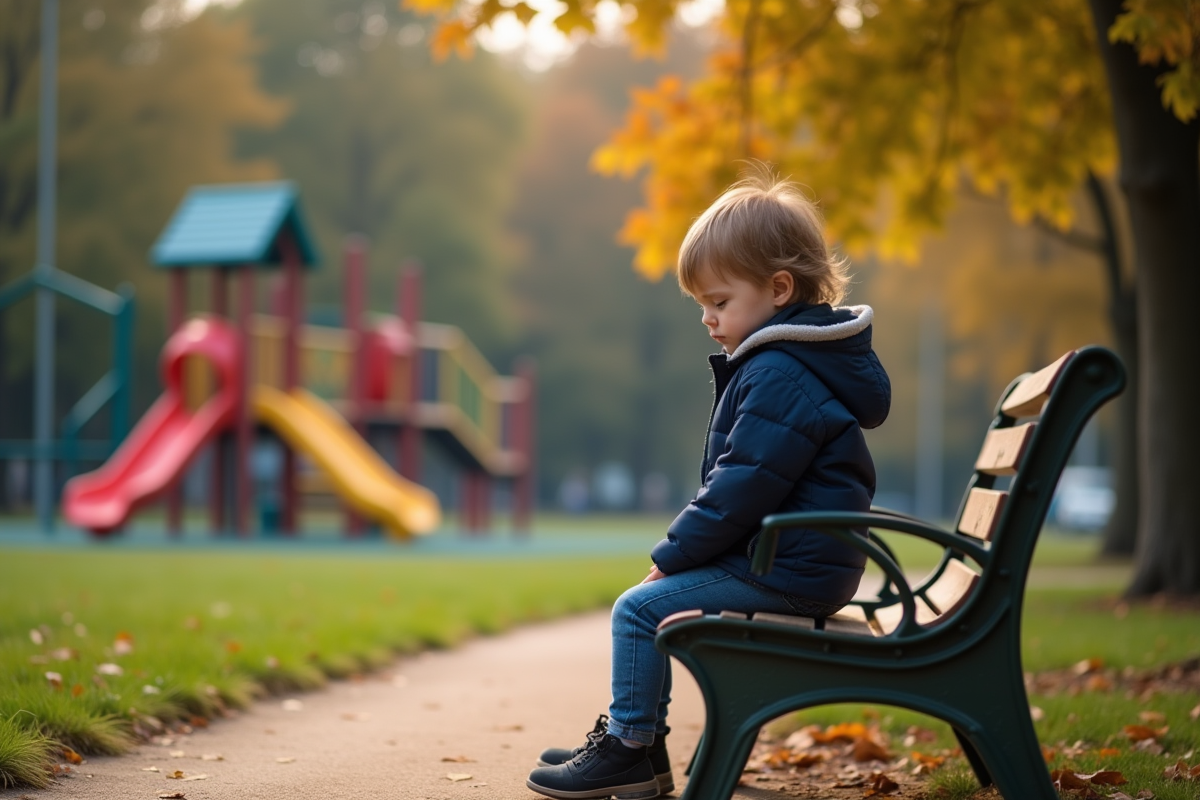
525,776,660,800
535,762,674,795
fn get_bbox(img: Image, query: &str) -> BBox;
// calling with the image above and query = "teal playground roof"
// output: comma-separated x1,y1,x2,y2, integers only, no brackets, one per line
151,182,319,268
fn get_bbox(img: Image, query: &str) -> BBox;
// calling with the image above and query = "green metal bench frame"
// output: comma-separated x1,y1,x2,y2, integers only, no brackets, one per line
655,345,1125,800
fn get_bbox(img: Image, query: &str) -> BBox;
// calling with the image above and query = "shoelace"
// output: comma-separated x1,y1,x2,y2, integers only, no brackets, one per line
571,732,612,766
568,715,610,759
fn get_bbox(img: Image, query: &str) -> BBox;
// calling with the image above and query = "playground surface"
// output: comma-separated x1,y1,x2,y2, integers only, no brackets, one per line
0,611,716,800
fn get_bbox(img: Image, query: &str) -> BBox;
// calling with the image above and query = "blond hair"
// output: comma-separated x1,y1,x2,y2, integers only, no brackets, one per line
677,166,849,305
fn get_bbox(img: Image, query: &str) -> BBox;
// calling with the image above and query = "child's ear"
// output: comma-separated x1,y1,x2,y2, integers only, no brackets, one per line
771,271,795,307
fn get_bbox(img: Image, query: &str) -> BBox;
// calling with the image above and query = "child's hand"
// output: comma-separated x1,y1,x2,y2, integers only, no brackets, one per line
641,565,668,584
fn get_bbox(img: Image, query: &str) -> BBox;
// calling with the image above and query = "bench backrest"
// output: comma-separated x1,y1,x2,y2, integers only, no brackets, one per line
871,348,1124,634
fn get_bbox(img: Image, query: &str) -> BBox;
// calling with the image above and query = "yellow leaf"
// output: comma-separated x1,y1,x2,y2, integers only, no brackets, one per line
430,20,475,62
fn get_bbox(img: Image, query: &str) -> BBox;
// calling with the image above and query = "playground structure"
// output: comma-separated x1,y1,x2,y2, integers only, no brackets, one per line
60,181,535,538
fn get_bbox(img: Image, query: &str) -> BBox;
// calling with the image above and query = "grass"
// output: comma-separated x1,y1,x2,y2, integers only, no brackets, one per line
0,546,648,787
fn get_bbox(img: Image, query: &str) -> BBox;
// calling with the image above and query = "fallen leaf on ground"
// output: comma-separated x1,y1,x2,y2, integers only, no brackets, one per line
165,771,185,779
44,671,63,689
852,738,891,762
1098,747,1122,758
1030,706,1045,721
1138,711,1166,724
158,793,186,799
1075,770,1127,786
811,723,869,744
180,774,208,782
96,663,123,676
863,772,900,796
1191,703,1200,721
114,631,135,655
61,747,82,765
200,754,223,761
442,755,476,763
446,773,473,782
276,757,296,764
1073,657,1104,675
1163,759,1200,781
910,751,945,775
141,767,160,772
1124,724,1168,742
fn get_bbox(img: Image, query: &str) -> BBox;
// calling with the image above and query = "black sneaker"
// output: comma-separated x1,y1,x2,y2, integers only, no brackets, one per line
537,718,674,795
526,732,659,800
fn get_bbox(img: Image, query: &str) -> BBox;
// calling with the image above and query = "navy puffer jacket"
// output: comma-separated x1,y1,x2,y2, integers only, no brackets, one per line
651,302,891,606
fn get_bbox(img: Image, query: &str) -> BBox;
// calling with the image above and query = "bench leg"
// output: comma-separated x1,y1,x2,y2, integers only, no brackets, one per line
956,683,1056,800
953,728,992,787
678,709,759,800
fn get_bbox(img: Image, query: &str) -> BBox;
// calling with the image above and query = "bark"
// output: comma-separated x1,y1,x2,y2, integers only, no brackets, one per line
1086,173,1139,557
1088,0,1200,596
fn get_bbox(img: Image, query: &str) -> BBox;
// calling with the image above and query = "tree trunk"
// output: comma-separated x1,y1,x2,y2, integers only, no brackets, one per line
1088,0,1200,596
1086,173,1139,558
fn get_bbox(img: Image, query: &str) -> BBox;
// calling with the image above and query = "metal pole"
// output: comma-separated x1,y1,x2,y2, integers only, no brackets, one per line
915,295,945,521
33,0,59,532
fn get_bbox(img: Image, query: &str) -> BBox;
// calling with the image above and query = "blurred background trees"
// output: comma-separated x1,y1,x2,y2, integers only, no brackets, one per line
4,0,1186,593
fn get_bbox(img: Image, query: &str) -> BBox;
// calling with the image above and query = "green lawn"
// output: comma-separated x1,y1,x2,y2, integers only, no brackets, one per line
2,527,1196,798
0,547,648,788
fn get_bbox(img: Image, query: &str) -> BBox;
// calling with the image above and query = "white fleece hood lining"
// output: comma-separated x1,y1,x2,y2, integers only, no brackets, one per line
727,305,873,362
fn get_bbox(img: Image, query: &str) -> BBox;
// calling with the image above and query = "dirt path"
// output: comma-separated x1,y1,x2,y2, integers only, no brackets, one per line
1,612,713,800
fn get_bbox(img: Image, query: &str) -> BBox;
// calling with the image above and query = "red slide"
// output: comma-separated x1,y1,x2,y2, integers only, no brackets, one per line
63,316,242,535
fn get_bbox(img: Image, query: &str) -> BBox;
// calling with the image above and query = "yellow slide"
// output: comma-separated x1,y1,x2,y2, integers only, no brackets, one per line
253,386,441,539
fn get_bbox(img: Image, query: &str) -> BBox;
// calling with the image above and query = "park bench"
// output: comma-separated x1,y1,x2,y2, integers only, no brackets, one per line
656,345,1126,800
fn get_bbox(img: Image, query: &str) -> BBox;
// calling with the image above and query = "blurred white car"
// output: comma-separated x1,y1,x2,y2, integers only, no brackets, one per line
1049,466,1115,530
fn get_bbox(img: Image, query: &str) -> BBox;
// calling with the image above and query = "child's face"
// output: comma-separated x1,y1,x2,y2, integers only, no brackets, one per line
691,267,792,354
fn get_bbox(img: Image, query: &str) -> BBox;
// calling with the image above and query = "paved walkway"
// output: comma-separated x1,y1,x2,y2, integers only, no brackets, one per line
1,612,717,800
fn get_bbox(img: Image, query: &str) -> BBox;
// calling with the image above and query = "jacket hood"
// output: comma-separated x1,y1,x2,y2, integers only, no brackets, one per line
724,303,891,429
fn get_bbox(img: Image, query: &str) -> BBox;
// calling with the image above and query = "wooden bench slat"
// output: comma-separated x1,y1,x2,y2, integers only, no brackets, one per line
826,605,880,637
958,488,1008,540
975,423,1036,475
924,559,980,618
1000,351,1074,418
872,595,938,634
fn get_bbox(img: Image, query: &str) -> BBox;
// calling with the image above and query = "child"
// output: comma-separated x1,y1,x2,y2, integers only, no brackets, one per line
526,168,891,800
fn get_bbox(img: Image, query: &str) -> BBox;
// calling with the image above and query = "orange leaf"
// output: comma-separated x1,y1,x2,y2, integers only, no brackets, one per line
811,722,869,743
853,738,891,762
224,641,242,655
61,747,83,765
1097,747,1121,758
70,683,85,698
1123,724,1168,742
1072,657,1103,675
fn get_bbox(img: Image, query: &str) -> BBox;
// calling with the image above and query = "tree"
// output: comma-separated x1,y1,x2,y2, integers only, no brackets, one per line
1087,0,1200,594
0,0,284,499
233,0,531,356
411,0,1199,595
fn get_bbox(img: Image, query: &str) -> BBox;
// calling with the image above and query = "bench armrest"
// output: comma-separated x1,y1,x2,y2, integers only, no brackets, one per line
753,511,991,577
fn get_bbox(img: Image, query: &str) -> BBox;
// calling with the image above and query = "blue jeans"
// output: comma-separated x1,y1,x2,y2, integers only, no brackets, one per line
606,565,843,745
